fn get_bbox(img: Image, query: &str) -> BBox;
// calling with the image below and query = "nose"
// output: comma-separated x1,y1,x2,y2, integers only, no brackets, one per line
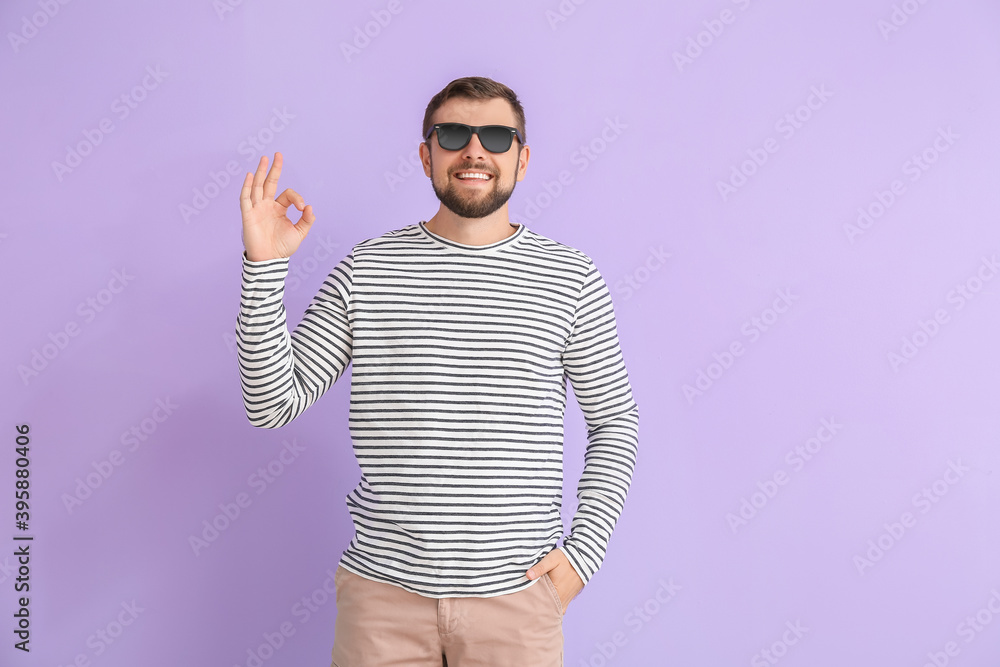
461,130,488,161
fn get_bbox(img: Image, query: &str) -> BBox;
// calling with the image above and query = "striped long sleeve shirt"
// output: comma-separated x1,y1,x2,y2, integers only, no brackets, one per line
236,221,639,598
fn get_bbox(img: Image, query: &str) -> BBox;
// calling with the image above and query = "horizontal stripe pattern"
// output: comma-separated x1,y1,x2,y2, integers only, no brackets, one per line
236,222,638,598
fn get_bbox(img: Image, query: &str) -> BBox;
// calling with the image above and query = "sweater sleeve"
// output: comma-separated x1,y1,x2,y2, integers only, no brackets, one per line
558,261,640,586
236,250,354,428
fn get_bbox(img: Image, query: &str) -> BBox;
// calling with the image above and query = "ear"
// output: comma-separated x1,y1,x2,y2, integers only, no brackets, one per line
515,144,530,182
419,141,432,178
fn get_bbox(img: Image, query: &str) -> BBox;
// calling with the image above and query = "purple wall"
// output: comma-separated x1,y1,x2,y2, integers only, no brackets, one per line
3,1,1000,665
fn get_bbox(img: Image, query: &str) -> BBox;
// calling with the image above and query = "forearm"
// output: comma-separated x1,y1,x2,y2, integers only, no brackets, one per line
560,405,639,584
560,261,640,584
236,251,353,428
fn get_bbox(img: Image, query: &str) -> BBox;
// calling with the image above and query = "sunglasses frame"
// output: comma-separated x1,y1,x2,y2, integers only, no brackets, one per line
424,123,525,154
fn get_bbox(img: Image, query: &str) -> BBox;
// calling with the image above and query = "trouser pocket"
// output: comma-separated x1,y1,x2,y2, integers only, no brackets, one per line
541,573,565,617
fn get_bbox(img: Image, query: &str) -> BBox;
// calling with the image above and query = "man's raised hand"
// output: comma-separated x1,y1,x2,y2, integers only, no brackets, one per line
239,152,316,262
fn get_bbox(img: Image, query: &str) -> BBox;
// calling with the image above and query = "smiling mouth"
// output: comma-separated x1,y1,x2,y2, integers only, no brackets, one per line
453,171,494,183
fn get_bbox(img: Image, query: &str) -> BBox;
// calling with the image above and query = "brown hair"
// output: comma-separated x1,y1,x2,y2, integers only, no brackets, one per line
422,76,526,146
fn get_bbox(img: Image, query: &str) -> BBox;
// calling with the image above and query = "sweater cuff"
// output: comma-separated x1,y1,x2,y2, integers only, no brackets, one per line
242,250,290,267
558,542,594,587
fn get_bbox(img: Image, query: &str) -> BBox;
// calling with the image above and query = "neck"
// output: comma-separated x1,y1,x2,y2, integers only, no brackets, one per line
424,206,519,246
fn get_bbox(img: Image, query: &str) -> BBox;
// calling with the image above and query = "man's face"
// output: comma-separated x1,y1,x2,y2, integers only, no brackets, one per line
420,97,529,219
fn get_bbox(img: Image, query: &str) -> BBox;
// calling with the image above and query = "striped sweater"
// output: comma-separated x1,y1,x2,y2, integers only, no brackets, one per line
236,221,639,598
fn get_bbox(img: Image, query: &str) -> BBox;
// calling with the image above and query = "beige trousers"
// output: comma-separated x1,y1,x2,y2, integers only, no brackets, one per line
330,564,564,667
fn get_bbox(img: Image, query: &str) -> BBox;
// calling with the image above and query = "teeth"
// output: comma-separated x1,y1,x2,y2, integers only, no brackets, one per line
456,172,491,180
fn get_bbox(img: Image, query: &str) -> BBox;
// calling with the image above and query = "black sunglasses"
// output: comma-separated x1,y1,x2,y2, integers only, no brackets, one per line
424,123,524,154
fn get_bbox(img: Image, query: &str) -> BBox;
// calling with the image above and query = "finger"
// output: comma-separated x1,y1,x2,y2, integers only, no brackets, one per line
527,554,554,579
274,188,302,211
263,151,282,201
250,155,268,204
239,171,253,209
295,204,315,234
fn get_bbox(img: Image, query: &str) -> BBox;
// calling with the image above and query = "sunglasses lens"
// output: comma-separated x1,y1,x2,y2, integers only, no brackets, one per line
479,126,514,153
434,124,515,153
436,124,471,150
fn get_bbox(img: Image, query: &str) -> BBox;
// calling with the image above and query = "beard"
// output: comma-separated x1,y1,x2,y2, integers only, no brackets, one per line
429,154,518,219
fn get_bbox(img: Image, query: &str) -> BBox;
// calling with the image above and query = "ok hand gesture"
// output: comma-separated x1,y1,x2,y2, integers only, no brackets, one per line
239,152,315,262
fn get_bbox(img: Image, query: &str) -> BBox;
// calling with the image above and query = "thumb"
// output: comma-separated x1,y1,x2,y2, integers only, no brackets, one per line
526,552,556,580
293,203,316,238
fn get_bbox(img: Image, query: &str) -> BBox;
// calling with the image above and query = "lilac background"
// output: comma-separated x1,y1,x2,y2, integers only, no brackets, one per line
2,0,1000,665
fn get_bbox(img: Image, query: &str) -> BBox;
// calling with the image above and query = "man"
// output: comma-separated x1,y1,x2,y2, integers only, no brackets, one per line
236,76,639,666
